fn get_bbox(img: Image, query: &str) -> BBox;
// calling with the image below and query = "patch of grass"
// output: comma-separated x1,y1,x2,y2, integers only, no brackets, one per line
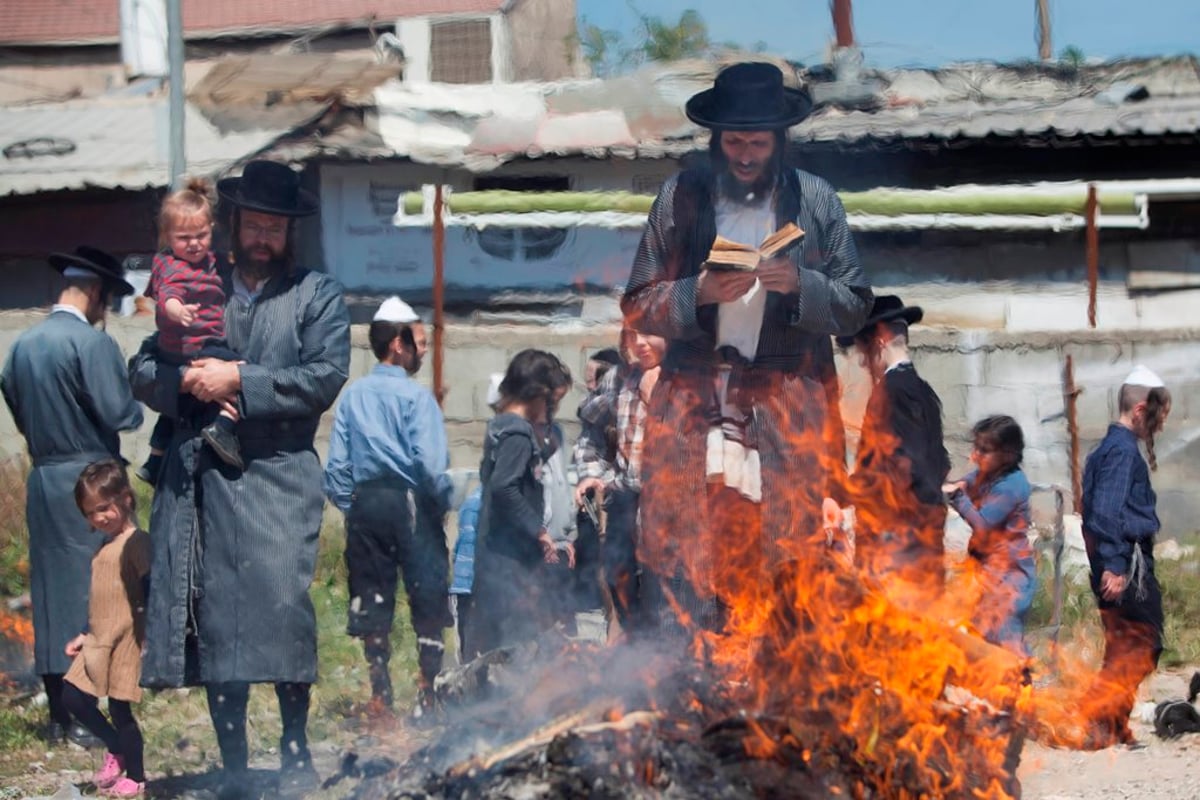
0,458,30,598
1157,556,1200,667
0,457,427,793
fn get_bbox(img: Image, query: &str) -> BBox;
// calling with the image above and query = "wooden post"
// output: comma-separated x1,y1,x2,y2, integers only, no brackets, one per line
1036,0,1053,61
1085,183,1099,329
1063,354,1083,515
433,184,446,407
832,0,855,48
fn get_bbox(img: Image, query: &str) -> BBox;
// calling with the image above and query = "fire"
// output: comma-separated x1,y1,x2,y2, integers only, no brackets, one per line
634,387,1034,798
0,608,33,646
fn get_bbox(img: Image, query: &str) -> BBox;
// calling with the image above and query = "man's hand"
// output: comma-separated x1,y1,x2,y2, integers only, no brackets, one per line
575,477,605,507
538,530,559,564
696,269,758,305
182,358,242,403
1100,570,1128,601
822,497,844,531
756,256,800,294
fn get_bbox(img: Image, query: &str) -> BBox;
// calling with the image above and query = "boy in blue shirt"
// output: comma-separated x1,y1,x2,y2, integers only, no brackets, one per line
1080,365,1171,748
324,296,453,718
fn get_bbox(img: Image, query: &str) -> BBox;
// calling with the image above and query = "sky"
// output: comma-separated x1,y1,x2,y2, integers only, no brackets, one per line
575,0,1200,69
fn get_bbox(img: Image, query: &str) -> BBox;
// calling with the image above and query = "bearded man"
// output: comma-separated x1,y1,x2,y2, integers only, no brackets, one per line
129,160,350,797
621,62,872,634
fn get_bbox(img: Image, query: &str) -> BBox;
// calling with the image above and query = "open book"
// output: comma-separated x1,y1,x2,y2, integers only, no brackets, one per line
701,222,805,272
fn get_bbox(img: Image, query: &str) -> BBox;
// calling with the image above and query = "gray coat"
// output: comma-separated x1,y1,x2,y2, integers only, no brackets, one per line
129,268,349,687
1,310,143,674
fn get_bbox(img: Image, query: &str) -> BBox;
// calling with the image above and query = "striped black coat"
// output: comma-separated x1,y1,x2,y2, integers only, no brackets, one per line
129,267,350,687
621,169,872,591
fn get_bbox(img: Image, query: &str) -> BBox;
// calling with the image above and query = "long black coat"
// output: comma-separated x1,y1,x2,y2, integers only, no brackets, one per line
2,310,143,674
129,267,349,687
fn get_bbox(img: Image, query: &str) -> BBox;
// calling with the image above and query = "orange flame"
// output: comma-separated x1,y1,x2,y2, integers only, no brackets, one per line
635,379,1033,797
0,608,33,646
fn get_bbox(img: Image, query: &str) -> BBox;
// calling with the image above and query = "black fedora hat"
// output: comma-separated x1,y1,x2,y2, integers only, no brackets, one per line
836,295,924,348
685,62,813,131
48,245,135,297
217,160,318,218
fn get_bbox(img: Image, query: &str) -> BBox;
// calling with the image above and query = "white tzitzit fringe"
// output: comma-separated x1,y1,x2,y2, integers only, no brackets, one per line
1127,544,1149,602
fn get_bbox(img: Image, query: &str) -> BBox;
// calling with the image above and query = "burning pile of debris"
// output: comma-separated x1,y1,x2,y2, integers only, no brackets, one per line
350,554,1031,800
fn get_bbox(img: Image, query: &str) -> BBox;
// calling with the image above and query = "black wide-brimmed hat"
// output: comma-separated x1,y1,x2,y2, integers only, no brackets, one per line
836,295,924,348
685,62,813,131
217,160,318,217
48,245,135,297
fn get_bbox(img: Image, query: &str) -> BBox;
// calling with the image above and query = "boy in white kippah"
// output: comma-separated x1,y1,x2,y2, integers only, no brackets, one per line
1079,364,1172,749
323,294,451,719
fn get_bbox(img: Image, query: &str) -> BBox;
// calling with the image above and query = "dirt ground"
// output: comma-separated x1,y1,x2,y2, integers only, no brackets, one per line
1020,668,1200,800
9,668,1200,799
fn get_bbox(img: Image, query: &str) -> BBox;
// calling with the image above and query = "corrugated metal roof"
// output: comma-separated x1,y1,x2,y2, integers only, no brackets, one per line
1,0,507,46
0,97,290,196
356,57,1200,170
368,63,714,170
793,56,1200,143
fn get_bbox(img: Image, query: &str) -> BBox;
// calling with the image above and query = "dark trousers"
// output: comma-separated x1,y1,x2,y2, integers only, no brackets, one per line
1084,575,1164,747
62,682,145,781
44,673,70,727
206,682,311,773
572,507,603,611
604,487,643,631
345,483,449,691
149,341,243,451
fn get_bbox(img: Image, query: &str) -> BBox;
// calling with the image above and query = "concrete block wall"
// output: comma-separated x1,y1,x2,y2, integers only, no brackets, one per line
2,310,1198,539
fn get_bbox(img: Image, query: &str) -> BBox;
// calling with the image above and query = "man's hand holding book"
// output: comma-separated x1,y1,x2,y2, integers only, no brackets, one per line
697,223,805,303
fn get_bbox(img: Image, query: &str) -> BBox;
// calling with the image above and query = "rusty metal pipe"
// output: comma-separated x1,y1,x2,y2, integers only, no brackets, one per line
433,183,446,406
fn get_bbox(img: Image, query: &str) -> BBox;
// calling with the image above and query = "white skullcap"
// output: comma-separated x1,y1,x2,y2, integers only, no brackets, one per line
1124,364,1165,388
486,372,505,408
373,295,420,324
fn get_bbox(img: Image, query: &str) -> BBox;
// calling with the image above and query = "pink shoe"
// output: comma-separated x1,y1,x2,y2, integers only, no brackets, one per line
103,776,145,797
94,752,124,789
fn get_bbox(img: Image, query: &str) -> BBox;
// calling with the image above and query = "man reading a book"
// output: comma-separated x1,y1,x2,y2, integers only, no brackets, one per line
622,62,873,637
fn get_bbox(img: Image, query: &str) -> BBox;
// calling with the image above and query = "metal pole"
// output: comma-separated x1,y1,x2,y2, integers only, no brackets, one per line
1086,183,1099,328
166,0,186,189
432,184,446,407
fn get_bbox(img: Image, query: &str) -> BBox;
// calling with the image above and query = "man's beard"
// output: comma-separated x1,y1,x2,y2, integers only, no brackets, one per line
232,241,291,282
717,169,777,206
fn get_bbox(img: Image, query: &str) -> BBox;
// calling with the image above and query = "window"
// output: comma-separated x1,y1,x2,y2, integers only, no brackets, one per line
430,19,493,84
469,175,571,262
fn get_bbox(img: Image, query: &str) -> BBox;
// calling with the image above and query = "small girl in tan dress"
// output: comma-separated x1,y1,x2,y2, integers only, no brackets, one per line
62,459,151,797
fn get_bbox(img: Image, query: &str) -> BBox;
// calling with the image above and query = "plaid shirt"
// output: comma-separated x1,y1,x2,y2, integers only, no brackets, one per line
572,365,649,493
146,250,225,356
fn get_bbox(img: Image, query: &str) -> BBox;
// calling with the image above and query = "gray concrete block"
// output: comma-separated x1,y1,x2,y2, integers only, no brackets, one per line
983,345,1063,388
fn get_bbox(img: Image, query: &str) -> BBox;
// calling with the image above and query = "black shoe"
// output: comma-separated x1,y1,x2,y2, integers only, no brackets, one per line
67,722,105,749
216,769,254,800
277,762,319,799
202,423,244,470
43,721,67,745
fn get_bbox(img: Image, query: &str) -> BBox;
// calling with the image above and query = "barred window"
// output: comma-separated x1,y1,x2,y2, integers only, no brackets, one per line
430,18,493,84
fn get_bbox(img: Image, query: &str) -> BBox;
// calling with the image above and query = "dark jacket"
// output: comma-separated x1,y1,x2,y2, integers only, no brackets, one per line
846,362,950,509
477,412,545,566
2,310,143,674
129,265,350,687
